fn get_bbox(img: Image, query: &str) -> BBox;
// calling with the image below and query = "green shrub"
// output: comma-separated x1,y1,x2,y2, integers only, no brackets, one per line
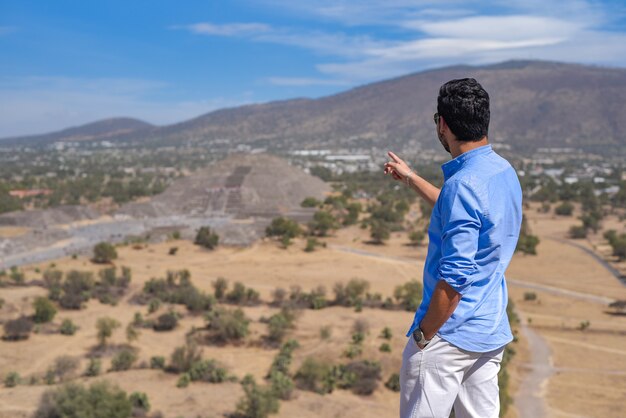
92,242,117,264
213,277,228,300
385,373,400,392
394,280,423,311
408,230,425,246
153,312,178,332
308,210,338,237
3,316,33,341
34,381,132,418
129,392,150,413
85,358,101,377
59,270,94,309
379,343,391,353
267,308,296,343
336,360,382,395
235,375,279,418
380,327,393,340
188,359,228,383
320,325,332,340
150,356,166,370
369,220,390,244
33,297,57,323
226,282,260,306
176,373,191,388
301,197,321,208
269,371,294,400
266,217,301,239
50,355,80,382
4,372,20,387
148,298,161,314
555,201,574,216
59,318,77,335
194,226,219,250
523,292,537,301
96,317,120,346
169,343,202,373
267,339,299,377
205,308,250,343
569,225,587,239
294,357,335,394
110,349,137,371
333,278,370,307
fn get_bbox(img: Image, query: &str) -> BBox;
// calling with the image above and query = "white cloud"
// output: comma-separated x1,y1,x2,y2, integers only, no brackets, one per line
0,76,252,137
181,22,271,36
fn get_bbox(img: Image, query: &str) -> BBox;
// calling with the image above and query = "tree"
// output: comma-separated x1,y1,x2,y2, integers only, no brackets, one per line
194,226,219,250
92,242,117,264
370,221,390,244
266,217,301,239
301,197,321,208
408,230,425,246
96,317,120,347
569,225,587,239
213,277,228,300
554,201,574,216
308,210,337,237
33,297,57,323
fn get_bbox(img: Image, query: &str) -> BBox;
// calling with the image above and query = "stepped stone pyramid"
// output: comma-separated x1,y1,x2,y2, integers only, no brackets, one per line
118,153,331,220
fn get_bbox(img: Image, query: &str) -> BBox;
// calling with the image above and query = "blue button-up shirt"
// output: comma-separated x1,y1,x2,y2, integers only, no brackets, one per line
406,144,522,352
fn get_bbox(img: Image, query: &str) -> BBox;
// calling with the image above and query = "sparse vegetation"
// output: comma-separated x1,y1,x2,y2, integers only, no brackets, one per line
34,381,132,418
204,308,250,343
194,226,219,250
59,318,77,335
394,280,423,311
235,374,280,418
111,348,138,371
3,316,33,341
33,296,57,323
96,317,121,347
333,278,369,307
4,371,20,387
92,242,117,264
153,312,179,332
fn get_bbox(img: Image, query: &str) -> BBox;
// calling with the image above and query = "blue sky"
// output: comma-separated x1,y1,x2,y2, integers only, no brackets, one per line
1,0,626,137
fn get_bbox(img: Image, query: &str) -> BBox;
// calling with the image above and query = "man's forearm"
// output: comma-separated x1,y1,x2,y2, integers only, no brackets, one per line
419,280,461,340
407,173,440,207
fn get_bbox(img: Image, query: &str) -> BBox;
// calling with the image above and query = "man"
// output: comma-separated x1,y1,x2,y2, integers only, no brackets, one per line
384,78,522,418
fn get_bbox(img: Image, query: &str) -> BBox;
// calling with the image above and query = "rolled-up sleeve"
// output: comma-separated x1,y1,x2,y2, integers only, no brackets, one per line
437,180,483,295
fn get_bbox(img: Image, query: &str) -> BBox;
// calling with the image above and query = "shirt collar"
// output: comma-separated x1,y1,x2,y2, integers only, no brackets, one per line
441,144,493,181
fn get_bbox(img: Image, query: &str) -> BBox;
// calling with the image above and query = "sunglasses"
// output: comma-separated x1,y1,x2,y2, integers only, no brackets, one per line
433,112,440,125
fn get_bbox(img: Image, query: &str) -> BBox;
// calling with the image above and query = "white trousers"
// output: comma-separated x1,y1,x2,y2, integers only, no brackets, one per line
400,334,504,418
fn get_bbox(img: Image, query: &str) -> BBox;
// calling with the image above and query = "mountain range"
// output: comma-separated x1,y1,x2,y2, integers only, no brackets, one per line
3,60,625,155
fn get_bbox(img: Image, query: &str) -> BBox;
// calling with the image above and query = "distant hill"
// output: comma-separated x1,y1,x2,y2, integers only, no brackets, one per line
0,117,154,147
3,60,626,155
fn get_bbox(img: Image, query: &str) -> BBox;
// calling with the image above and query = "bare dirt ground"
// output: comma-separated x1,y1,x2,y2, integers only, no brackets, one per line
1,201,625,418
507,202,626,418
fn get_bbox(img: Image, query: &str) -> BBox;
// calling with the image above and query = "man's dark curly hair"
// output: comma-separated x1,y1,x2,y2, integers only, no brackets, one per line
437,78,490,142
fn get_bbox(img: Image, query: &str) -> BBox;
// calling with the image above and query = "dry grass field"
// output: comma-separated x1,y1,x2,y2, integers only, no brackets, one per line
0,201,625,417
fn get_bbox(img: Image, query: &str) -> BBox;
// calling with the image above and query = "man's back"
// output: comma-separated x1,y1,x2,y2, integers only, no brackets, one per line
407,144,522,352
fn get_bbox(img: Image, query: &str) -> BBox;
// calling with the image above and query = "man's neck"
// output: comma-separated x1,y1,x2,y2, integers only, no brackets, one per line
450,136,489,159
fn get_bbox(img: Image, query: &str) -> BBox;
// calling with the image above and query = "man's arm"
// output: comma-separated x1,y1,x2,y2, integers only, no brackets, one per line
419,280,461,340
419,180,482,342
384,151,440,207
